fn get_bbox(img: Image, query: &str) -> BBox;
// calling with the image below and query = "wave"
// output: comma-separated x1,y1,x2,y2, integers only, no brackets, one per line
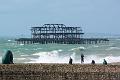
8,40,12,42
106,47,120,50
70,47,86,51
93,45,99,48
21,55,29,57
20,44,24,46
84,55,120,63
115,39,120,41
28,51,120,64
29,50,72,63
14,58,26,60
32,49,62,56
0,56,2,63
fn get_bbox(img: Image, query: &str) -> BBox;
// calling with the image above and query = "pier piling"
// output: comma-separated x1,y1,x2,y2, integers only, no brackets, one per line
15,24,109,44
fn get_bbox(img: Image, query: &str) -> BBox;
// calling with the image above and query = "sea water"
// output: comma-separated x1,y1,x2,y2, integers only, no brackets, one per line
0,37,120,64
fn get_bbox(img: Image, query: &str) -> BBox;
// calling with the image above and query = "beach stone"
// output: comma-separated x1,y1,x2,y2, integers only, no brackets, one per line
2,50,14,64
0,64,120,80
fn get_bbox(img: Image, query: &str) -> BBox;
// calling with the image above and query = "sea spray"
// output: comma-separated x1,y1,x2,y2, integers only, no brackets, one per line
0,38,120,64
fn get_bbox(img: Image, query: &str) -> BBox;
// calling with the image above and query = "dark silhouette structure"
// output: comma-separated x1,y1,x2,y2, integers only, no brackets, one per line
81,54,84,64
103,59,107,65
69,57,73,64
15,24,109,44
91,60,95,64
2,50,14,64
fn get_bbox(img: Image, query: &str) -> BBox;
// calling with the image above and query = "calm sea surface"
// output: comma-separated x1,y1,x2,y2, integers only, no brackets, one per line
0,37,120,64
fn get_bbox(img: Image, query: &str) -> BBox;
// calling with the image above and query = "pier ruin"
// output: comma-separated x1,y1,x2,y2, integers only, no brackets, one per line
15,24,109,44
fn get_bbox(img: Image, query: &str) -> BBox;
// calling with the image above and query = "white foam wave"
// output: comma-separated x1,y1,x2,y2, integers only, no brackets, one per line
33,49,62,56
70,47,86,51
8,40,11,42
21,55,29,57
115,39,120,41
93,45,99,48
0,56,2,63
28,51,120,64
81,55,120,63
33,48,42,50
58,49,63,52
106,47,120,50
14,58,26,60
20,44,24,46
30,50,72,63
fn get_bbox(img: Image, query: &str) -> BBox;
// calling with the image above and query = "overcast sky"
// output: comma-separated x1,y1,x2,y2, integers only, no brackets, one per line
0,0,120,37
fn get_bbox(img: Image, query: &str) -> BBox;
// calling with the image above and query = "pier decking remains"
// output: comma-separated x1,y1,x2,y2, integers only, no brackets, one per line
15,24,109,44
